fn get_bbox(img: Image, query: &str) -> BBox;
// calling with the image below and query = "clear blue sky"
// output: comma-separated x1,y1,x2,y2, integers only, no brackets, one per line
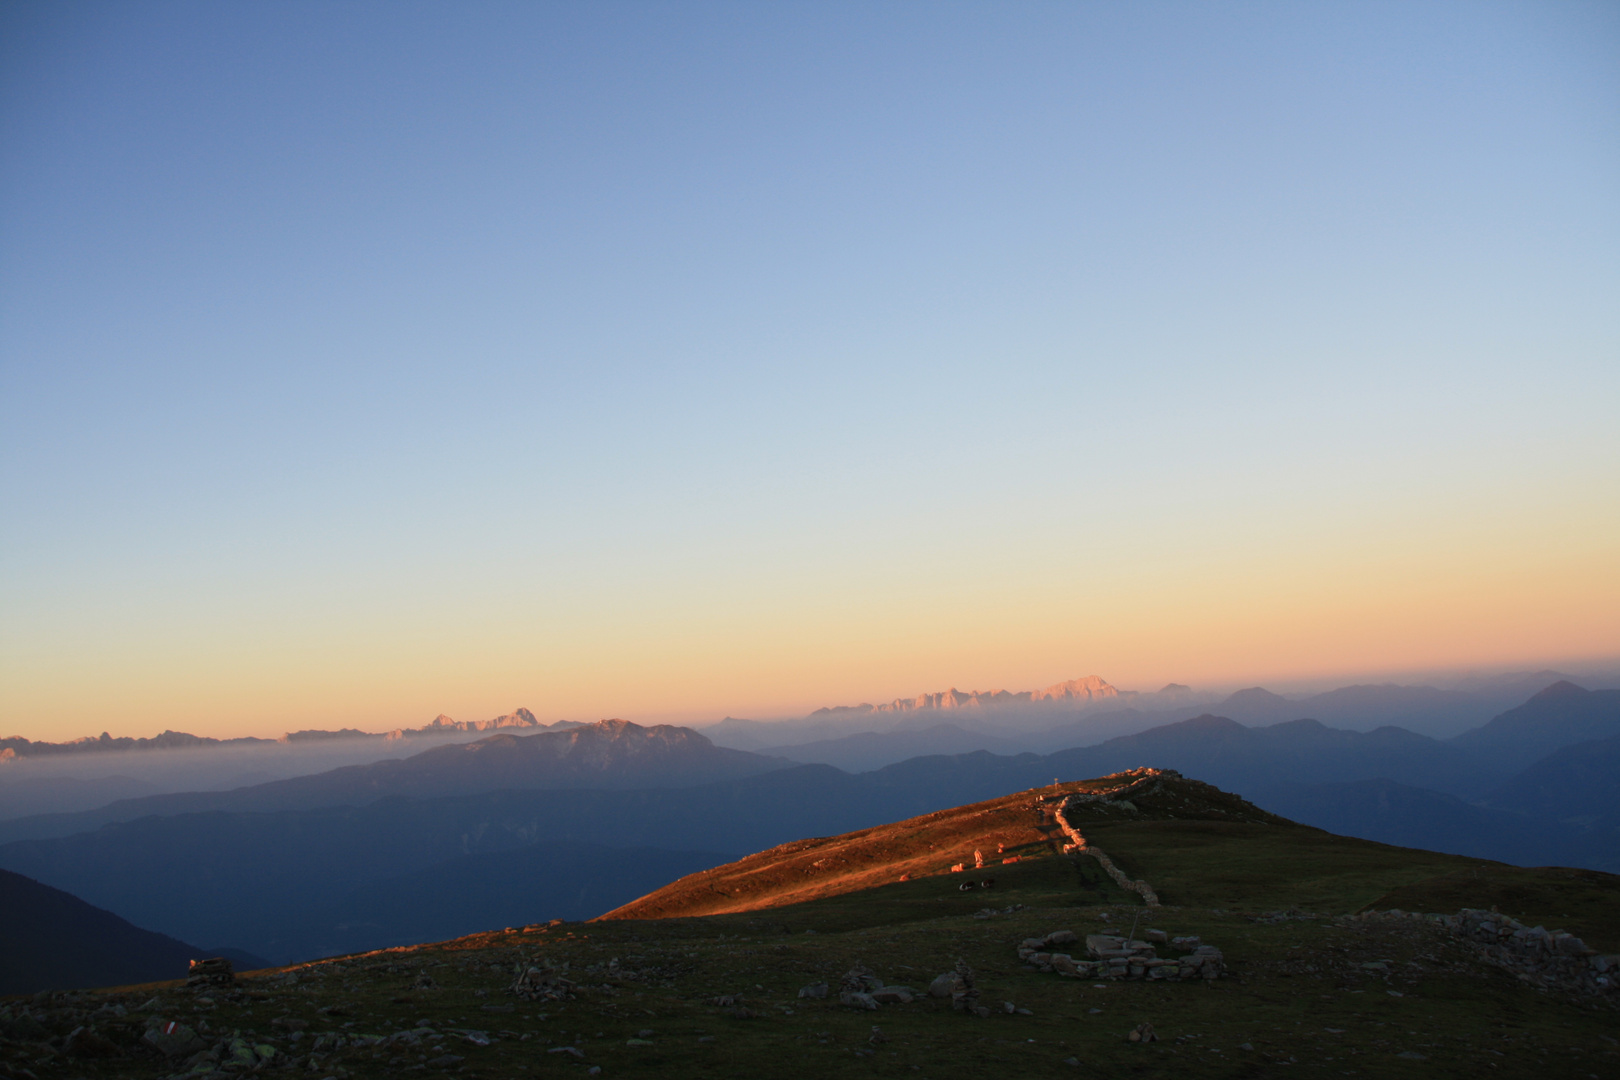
2,1,1617,739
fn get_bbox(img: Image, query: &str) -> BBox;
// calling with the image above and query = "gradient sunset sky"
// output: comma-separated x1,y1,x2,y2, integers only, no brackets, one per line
2,2,1617,741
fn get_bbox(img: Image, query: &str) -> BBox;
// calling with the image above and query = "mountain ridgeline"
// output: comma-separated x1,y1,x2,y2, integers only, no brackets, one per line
0,679,1615,982
0,719,788,843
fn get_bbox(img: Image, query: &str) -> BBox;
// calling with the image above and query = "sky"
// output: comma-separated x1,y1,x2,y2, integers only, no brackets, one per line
2,1,1617,741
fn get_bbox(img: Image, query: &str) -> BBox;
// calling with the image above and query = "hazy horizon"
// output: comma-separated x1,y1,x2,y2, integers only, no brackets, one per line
6,654,1618,745
3,2,1617,743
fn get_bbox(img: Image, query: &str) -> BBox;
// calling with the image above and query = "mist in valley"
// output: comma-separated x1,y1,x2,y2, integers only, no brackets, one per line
0,731,490,820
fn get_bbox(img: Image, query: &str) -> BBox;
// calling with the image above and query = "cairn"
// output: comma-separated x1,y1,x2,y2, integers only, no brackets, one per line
186,958,234,988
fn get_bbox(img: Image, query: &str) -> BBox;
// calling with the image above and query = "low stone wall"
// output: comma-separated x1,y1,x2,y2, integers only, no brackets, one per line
1017,929,1224,982
1350,908,1618,997
1053,791,1160,907
1062,769,1173,806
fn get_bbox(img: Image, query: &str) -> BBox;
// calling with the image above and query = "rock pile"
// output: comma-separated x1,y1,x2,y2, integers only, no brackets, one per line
1017,929,1225,981
1351,908,1618,996
509,963,574,1002
927,960,987,1016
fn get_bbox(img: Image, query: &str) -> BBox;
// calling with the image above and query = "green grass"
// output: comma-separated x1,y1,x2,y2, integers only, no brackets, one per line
47,894,1617,1080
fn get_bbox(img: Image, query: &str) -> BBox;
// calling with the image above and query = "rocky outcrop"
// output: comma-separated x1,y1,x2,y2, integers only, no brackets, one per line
1350,908,1617,996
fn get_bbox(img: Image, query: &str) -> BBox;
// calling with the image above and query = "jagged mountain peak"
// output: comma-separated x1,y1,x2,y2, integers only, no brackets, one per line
810,675,1124,718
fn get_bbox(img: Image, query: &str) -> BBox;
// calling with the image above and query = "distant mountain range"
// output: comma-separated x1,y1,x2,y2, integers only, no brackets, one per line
704,669,1607,763
3,677,1617,979
810,674,1127,717
0,719,789,843
3,681,1617,969
0,707,583,760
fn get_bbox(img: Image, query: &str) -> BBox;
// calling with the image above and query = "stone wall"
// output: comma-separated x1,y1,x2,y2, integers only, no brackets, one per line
1052,782,1162,907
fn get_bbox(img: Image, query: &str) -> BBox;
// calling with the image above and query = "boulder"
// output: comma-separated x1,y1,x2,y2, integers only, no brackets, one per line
143,1021,206,1058
1556,935,1592,957
1086,934,1125,958
63,1026,120,1059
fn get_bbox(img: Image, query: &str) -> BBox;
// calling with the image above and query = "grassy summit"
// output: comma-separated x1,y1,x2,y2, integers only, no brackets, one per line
7,770,1617,1078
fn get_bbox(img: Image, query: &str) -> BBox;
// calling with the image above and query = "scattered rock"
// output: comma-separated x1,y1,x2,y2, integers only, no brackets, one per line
511,964,575,1002
1351,908,1616,997
1128,1022,1157,1043
1019,930,1223,981
840,965,879,993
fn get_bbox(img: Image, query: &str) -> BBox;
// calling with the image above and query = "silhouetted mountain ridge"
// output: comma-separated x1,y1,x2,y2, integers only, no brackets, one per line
0,868,237,995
